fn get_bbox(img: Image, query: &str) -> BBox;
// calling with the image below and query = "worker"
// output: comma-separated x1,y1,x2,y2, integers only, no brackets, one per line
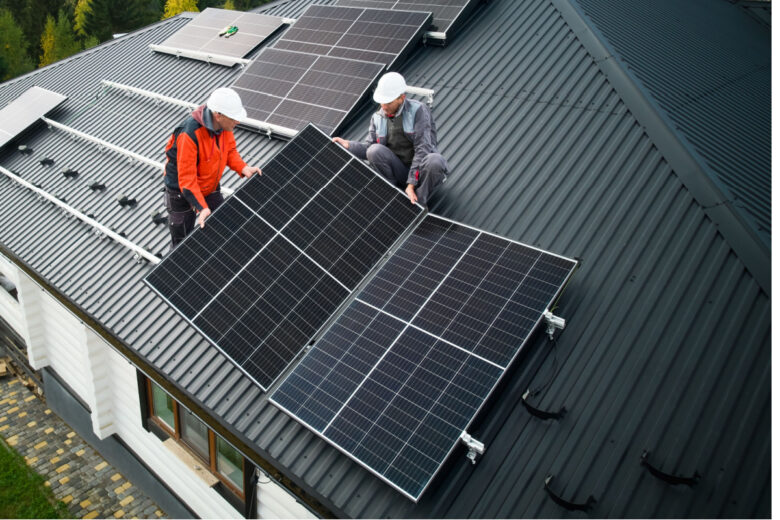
163,87,261,248
333,72,447,207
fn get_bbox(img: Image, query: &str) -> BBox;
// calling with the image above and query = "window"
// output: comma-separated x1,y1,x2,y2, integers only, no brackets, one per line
0,273,17,301
145,380,247,501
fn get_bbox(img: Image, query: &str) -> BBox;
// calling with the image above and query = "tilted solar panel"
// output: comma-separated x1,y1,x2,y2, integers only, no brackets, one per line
145,125,422,390
232,47,384,135
334,0,479,35
271,215,578,501
0,87,67,148
273,4,432,69
156,8,285,60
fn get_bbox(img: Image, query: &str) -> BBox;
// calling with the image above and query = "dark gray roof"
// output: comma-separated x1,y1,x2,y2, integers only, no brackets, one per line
0,1,769,518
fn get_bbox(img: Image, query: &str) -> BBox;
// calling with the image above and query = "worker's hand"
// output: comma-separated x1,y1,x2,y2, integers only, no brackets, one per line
332,137,350,149
405,184,418,205
242,165,262,177
197,207,212,229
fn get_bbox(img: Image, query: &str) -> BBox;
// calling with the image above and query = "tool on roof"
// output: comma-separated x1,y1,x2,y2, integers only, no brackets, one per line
218,25,238,38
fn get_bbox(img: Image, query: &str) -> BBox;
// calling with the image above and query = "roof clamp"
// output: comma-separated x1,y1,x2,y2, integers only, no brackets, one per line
460,432,485,464
543,310,565,340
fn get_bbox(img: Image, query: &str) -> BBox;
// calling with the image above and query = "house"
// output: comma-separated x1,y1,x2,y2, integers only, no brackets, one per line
0,0,769,517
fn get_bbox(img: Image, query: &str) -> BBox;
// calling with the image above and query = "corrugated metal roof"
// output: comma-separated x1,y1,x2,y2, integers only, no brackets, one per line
573,0,771,245
0,1,769,518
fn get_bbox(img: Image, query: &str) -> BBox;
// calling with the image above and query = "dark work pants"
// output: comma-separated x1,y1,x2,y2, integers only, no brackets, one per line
165,187,224,249
365,144,447,206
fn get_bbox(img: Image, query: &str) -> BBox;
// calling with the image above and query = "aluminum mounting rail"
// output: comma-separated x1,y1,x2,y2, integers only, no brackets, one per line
149,44,252,67
0,165,160,264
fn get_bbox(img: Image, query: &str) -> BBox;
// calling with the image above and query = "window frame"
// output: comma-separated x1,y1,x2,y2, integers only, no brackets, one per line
145,379,246,500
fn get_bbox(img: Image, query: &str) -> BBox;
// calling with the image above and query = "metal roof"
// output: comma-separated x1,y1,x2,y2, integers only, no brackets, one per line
0,0,769,517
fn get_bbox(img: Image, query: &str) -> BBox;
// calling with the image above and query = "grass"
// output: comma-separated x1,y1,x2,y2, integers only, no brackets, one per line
0,436,69,518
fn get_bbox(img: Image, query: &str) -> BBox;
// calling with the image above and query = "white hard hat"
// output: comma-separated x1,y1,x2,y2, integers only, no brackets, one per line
207,87,247,122
373,72,407,104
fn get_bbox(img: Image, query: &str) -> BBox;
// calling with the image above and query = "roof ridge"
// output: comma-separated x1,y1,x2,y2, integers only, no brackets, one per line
551,0,769,296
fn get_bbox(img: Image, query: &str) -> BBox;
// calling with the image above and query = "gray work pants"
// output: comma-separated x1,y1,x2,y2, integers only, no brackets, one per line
366,144,447,206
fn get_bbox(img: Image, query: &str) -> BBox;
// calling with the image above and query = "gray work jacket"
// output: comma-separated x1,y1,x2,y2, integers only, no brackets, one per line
348,98,439,186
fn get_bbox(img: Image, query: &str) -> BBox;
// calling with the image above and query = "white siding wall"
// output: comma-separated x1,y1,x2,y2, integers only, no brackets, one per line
0,254,24,335
0,253,316,519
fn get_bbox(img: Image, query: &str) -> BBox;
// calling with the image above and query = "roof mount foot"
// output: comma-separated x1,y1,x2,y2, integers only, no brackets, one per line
543,310,565,340
460,432,485,464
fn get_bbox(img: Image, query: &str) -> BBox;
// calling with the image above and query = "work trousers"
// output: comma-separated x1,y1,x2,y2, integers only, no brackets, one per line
366,144,447,206
164,186,224,250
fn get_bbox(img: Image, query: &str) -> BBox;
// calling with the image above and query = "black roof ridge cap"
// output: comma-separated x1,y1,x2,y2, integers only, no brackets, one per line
552,0,770,296
0,15,184,91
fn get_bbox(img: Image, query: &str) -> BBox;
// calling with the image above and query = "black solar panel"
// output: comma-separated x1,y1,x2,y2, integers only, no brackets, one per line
271,215,577,500
145,125,422,390
0,87,67,148
232,47,384,134
334,0,479,34
158,8,285,59
273,4,432,69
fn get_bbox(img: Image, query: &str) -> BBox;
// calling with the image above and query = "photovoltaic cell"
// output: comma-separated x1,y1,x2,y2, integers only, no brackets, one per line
272,214,577,500
334,0,479,34
232,47,384,134
0,86,67,148
273,4,432,69
157,8,285,59
145,125,422,390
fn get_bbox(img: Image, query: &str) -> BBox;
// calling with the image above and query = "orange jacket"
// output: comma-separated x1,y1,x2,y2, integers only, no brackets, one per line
164,105,247,211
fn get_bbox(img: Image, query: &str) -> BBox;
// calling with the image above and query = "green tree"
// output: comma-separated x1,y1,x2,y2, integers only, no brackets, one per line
222,0,235,10
0,8,34,81
40,9,83,67
77,0,162,41
163,0,199,19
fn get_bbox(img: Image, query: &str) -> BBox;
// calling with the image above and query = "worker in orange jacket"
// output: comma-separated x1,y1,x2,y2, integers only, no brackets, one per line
163,87,261,248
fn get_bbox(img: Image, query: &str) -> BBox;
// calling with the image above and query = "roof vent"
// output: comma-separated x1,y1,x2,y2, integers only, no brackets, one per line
150,210,167,225
62,169,79,179
40,158,54,166
88,180,106,191
18,145,33,155
116,194,137,207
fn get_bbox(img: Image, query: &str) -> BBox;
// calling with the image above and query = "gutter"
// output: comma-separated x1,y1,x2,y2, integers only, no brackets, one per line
0,243,336,519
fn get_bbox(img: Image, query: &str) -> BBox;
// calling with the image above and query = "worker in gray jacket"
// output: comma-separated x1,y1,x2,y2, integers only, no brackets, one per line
333,72,447,207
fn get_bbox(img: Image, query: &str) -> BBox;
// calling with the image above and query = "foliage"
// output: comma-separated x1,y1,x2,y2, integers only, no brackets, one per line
222,0,235,10
77,0,161,42
163,0,199,19
40,9,83,67
0,438,69,518
0,9,34,81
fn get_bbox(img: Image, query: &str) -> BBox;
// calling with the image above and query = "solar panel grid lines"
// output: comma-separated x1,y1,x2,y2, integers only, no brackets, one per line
271,214,578,500
333,0,476,34
145,124,423,390
272,4,432,69
158,8,286,59
0,87,67,148
232,47,384,134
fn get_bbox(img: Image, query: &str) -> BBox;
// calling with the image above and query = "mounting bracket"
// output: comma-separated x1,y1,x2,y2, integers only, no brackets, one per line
460,432,485,464
543,310,565,340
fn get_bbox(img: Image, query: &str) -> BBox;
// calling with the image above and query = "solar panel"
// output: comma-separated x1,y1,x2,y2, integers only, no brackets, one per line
271,215,578,501
0,87,67,148
273,4,432,69
232,47,384,134
333,0,479,35
145,125,422,390
157,8,285,59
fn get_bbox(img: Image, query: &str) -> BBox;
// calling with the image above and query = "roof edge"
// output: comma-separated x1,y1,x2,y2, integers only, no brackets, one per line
0,243,335,518
552,0,770,296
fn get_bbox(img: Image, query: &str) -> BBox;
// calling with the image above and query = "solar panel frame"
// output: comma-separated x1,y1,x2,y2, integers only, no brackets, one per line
333,0,480,36
156,8,286,60
271,214,578,501
145,124,423,390
232,47,385,135
272,4,433,70
0,87,67,148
